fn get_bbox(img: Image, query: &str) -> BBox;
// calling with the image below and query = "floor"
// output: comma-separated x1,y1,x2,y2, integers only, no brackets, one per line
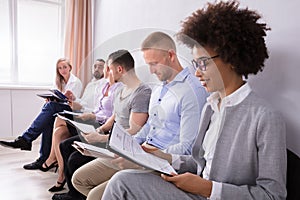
0,138,68,200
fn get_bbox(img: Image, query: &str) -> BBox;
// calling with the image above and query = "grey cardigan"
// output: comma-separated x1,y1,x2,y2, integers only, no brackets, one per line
178,91,287,199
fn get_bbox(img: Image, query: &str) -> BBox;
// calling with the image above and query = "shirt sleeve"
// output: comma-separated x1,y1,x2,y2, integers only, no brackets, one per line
130,84,152,113
134,122,151,144
171,154,181,170
64,74,83,99
162,93,203,155
209,181,222,200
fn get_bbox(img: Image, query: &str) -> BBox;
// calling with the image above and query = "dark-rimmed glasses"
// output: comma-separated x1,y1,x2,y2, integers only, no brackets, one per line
191,55,219,71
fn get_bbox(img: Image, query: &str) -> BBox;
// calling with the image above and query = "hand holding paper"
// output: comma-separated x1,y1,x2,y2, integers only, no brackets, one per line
107,122,177,175
81,132,109,144
72,141,115,158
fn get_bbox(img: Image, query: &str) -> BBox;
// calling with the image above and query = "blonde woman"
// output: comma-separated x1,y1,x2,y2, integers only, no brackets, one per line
55,58,82,99
0,58,82,170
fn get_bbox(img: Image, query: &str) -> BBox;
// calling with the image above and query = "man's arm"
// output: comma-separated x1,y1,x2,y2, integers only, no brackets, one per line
126,112,148,135
164,94,203,155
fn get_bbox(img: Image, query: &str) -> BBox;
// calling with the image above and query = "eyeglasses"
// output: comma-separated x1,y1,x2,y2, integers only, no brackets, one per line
191,55,219,71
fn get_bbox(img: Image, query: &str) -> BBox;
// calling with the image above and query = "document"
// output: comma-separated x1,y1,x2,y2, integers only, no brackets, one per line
72,141,115,158
59,110,83,116
37,89,68,103
107,122,177,176
57,114,96,133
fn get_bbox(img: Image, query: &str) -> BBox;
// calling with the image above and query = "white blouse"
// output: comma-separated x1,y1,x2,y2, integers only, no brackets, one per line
55,73,83,99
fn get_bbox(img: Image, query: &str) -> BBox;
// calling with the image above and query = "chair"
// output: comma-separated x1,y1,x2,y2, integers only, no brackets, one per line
286,149,300,200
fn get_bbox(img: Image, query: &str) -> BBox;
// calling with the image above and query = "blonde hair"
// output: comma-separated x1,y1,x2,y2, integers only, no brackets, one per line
55,58,72,92
141,31,176,52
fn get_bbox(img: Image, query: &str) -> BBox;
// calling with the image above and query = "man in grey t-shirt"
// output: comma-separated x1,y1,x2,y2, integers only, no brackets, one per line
71,49,152,199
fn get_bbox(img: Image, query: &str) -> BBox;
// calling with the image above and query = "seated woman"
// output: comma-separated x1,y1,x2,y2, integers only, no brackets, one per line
40,63,121,192
0,58,82,170
102,1,287,200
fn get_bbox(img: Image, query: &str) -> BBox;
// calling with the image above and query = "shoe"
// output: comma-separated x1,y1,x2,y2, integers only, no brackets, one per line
0,136,32,151
23,158,44,170
52,193,73,200
39,161,58,172
48,179,66,192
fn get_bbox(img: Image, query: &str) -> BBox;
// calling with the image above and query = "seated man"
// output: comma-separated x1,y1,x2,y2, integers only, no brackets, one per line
72,58,107,113
0,59,105,170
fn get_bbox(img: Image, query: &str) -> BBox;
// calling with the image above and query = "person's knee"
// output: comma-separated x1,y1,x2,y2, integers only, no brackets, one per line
108,170,129,186
72,166,86,189
72,168,80,184
87,182,107,200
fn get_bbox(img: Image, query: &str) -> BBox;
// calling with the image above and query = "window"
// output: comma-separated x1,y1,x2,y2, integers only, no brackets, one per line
0,0,65,86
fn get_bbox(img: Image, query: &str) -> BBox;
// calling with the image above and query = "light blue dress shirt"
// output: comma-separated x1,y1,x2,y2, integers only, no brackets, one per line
134,67,208,155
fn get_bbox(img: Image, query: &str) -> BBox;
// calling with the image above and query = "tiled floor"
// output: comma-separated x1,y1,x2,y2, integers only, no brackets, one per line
0,138,68,200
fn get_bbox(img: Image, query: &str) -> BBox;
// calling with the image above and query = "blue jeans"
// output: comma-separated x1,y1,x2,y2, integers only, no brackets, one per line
21,101,72,161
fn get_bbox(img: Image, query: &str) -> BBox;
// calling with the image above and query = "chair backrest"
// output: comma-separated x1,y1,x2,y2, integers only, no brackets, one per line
286,149,300,200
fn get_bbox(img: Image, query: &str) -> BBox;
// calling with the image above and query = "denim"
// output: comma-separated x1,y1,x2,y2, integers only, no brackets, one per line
21,101,72,161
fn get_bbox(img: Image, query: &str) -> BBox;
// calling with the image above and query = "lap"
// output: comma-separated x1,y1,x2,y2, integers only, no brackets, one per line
73,157,118,184
104,169,205,200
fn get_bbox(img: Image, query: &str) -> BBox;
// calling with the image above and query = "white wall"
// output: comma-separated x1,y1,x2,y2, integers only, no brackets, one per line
93,0,300,156
0,88,47,139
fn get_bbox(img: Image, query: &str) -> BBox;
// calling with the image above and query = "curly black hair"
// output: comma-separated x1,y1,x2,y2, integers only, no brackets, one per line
177,1,270,78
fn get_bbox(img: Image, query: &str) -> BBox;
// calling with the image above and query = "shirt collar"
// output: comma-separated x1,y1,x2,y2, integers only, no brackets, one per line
162,67,189,86
207,82,252,111
68,73,77,83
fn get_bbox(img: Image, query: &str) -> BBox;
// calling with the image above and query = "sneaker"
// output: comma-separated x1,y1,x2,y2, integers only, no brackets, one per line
23,158,44,170
0,136,32,151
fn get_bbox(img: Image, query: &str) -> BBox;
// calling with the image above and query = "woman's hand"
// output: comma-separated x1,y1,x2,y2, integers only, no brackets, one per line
64,90,75,101
161,172,212,198
81,132,109,143
108,68,115,85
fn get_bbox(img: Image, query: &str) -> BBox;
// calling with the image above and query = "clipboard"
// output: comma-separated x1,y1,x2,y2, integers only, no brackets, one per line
106,122,177,176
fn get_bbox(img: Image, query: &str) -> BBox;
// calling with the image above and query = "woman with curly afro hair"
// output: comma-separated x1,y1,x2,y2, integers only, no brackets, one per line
102,1,287,199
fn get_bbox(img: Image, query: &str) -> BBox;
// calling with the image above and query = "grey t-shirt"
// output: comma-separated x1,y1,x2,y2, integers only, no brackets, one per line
113,83,151,129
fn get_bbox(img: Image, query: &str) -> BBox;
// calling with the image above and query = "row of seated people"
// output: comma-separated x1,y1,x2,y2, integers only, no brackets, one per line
0,2,288,199
0,56,107,165
0,57,108,189
0,35,208,200
68,40,208,200
50,35,208,200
